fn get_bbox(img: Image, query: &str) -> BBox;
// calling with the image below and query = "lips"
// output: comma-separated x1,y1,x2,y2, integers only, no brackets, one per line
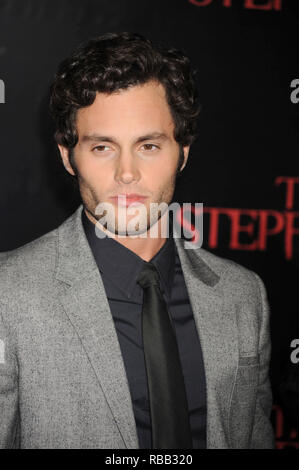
110,194,148,207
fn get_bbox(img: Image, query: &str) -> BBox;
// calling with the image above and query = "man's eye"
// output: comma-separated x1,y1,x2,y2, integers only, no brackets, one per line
93,145,110,152
142,144,159,151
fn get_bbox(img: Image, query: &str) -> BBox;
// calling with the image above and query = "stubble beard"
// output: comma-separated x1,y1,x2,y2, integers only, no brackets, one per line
80,177,176,238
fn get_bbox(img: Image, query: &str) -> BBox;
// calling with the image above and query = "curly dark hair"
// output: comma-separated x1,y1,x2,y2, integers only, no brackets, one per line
49,32,200,162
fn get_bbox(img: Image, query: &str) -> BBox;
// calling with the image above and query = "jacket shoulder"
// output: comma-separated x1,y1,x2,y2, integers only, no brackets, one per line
197,247,264,301
198,246,257,275
0,228,57,266
197,249,269,348
0,226,59,301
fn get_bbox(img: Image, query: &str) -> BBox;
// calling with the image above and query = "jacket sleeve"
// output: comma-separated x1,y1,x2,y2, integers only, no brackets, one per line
250,274,275,449
0,302,20,448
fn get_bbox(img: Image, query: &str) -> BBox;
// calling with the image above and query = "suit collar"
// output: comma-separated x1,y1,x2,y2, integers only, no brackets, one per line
81,207,176,301
172,227,220,288
55,204,220,289
55,205,98,286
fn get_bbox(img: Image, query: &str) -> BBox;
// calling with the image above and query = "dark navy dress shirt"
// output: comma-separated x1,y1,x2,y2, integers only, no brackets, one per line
82,209,207,449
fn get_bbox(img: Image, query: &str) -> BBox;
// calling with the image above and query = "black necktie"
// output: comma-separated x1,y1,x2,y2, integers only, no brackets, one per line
137,261,193,449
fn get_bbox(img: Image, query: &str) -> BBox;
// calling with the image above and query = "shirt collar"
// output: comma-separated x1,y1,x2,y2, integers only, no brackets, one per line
82,209,176,302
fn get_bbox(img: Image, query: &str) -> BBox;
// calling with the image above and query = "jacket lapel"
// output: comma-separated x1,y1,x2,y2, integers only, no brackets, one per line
173,235,239,448
55,206,139,448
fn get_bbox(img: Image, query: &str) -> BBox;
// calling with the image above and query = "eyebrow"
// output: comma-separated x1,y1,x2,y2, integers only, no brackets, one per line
80,132,169,145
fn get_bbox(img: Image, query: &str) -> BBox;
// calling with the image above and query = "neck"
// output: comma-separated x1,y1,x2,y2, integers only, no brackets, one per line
84,209,171,262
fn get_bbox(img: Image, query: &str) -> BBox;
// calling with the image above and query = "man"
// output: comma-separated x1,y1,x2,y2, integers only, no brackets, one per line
0,32,275,449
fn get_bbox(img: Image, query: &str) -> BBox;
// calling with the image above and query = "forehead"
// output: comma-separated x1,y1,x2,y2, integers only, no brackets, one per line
76,80,175,136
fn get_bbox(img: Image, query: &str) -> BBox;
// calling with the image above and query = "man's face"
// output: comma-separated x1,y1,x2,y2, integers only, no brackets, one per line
58,80,189,236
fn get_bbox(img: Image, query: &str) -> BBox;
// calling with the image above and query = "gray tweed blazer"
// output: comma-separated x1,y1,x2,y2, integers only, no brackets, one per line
0,205,275,448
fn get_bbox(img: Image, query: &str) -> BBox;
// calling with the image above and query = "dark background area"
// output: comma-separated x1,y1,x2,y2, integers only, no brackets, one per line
0,0,298,448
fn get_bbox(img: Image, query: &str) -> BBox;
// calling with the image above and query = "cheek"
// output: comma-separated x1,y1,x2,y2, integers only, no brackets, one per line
142,172,173,198
77,157,107,184
152,162,176,188
77,154,97,174
151,155,176,176
160,153,178,172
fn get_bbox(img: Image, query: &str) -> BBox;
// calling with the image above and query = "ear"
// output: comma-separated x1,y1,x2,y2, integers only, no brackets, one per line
57,144,75,176
180,146,190,171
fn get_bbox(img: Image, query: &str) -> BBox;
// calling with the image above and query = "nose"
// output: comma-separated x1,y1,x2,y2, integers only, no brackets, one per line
114,149,141,185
